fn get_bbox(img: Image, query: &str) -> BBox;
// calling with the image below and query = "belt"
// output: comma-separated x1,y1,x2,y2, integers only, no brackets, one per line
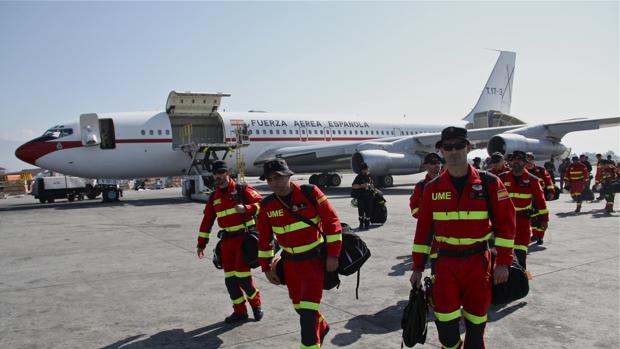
438,241,489,258
281,246,324,261
218,229,249,239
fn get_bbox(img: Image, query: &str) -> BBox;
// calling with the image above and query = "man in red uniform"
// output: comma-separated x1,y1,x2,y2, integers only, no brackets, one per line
409,152,443,273
525,152,554,243
499,151,548,266
594,160,619,213
197,160,263,323
488,152,509,176
564,156,590,213
411,126,516,349
257,158,342,349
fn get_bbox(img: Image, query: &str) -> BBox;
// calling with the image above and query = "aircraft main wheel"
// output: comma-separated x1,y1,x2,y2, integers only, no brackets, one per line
316,174,328,187
68,194,75,202
47,198,55,203
39,198,46,204
309,174,318,185
328,174,341,187
381,175,394,187
103,188,119,202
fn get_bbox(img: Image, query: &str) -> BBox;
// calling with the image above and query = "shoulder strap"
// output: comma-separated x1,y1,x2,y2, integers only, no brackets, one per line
235,183,248,205
275,185,325,240
300,184,318,210
478,170,496,229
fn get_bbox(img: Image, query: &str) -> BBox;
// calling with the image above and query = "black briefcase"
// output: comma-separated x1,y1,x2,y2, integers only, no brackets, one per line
492,259,529,306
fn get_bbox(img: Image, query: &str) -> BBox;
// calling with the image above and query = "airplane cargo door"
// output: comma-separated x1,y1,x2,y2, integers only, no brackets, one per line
324,127,333,141
79,113,101,146
299,127,308,142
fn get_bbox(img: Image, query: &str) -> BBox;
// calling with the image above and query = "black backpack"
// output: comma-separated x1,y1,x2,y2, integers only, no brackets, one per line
296,185,372,299
401,286,428,347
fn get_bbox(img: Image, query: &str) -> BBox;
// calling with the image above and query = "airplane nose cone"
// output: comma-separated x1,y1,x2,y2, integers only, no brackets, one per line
15,140,43,165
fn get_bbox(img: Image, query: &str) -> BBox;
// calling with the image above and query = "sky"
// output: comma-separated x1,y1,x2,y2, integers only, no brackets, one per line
0,1,618,172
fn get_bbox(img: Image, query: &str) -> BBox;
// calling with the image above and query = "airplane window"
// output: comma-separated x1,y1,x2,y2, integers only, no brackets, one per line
248,130,252,135
365,130,369,135
349,130,353,135
295,130,299,134
326,129,330,134
302,130,306,134
276,130,280,135
141,130,146,135
354,130,358,135
158,130,162,135
270,130,274,134
320,130,323,134
381,130,384,135
149,130,154,135
338,130,341,135
262,130,266,134
391,131,394,135
165,130,170,135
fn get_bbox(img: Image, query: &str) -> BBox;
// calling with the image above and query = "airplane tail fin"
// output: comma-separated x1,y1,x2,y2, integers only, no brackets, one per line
462,50,516,124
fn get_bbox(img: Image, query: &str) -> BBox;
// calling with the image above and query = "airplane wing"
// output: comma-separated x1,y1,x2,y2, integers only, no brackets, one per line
253,125,523,167
502,117,620,140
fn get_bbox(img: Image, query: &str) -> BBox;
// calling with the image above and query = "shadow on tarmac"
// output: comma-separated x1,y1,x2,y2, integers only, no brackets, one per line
0,197,192,212
331,300,407,346
389,255,412,277
99,321,244,349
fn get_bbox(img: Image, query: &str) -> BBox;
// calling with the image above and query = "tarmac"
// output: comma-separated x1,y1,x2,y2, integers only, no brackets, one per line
0,173,618,349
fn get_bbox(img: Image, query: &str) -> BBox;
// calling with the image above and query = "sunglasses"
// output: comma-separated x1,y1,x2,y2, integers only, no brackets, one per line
441,141,467,151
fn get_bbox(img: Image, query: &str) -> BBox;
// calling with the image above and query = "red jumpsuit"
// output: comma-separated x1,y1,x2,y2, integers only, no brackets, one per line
412,165,516,349
197,180,262,315
527,164,554,240
499,170,548,269
596,165,620,211
258,183,342,349
564,162,589,209
409,174,439,270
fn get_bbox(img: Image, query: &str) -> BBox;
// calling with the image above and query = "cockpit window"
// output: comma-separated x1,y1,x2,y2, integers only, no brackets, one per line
40,127,73,140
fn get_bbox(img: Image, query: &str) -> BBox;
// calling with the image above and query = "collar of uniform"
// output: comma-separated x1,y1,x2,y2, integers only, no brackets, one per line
438,164,483,191
215,178,235,197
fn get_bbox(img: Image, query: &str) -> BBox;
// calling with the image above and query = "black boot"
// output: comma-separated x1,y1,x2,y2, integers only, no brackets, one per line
252,306,264,321
358,217,365,230
364,217,371,229
225,312,248,324
320,325,330,344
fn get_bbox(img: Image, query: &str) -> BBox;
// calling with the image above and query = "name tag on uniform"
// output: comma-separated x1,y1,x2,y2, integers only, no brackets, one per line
291,203,308,212
470,184,486,200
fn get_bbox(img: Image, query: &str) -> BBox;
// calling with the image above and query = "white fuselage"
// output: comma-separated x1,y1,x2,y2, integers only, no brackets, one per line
25,111,461,178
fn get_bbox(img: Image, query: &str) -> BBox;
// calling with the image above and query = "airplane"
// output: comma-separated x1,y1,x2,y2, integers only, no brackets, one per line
15,51,619,199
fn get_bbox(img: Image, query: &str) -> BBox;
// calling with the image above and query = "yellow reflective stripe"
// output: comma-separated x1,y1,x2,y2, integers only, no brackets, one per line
535,208,549,215
300,344,320,349
514,244,529,252
432,211,489,221
570,171,583,174
412,244,431,254
198,231,210,238
430,253,438,259
515,204,533,212
326,233,342,243
213,198,221,205
247,290,258,300
443,339,463,349
317,195,327,204
494,237,514,249
510,193,532,199
231,296,245,305
463,310,487,324
258,250,274,258
281,236,324,254
434,232,493,246
546,185,554,189
411,207,419,216
223,219,255,232
235,271,251,278
216,208,238,218
434,308,462,322
224,271,235,278
295,301,320,311
272,216,320,234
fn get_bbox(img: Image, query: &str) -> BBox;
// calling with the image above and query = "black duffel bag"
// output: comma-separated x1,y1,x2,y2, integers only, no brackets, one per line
241,229,260,269
601,179,620,195
212,240,223,269
401,286,428,347
492,258,529,306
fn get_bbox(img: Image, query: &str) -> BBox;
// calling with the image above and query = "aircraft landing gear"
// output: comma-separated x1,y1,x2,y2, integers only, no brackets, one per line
373,175,394,188
309,173,341,187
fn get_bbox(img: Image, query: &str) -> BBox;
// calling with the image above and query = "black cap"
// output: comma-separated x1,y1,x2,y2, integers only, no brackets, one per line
360,162,369,170
435,126,469,149
512,150,527,160
423,153,442,164
260,158,294,180
211,160,228,173
490,152,504,163
572,156,580,161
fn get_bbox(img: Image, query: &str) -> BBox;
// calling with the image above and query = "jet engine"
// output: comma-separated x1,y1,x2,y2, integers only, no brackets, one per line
487,134,567,159
352,150,422,176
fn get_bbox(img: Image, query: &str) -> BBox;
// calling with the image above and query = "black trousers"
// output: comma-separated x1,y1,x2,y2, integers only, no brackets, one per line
357,194,372,220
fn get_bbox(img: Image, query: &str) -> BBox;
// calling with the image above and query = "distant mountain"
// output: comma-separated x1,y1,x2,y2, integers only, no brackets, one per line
0,138,35,172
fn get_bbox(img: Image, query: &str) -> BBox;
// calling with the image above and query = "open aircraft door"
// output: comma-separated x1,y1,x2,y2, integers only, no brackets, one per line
324,127,333,141
79,113,101,146
299,126,308,142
